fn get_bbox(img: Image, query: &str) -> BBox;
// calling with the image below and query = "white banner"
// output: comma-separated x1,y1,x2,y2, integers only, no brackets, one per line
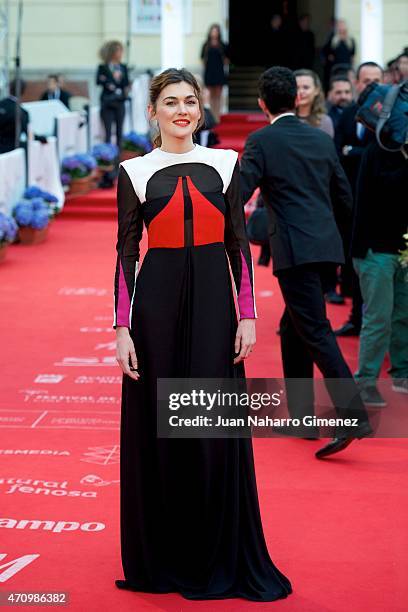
131,0,191,35
27,137,65,211
21,100,69,137
0,148,26,215
89,107,106,148
56,112,84,162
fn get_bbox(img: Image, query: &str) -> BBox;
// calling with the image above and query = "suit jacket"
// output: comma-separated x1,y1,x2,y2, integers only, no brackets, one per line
240,115,352,273
40,89,71,108
0,97,29,153
96,63,129,104
334,102,374,194
351,142,408,258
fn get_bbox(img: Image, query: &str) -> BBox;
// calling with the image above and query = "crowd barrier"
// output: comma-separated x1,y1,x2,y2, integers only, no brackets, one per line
0,148,26,215
28,137,65,210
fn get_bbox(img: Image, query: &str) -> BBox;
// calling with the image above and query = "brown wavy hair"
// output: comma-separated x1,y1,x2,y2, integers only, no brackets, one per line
294,69,326,127
149,68,204,148
99,41,123,64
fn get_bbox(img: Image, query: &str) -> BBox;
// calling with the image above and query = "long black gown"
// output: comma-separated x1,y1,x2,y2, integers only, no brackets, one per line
113,144,292,601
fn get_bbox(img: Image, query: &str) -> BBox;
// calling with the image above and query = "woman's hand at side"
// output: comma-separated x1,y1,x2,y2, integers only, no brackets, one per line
116,327,140,380
234,319,256,364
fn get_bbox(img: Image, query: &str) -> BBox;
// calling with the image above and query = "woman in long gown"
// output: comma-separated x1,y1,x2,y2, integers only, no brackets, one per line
113,68,292,602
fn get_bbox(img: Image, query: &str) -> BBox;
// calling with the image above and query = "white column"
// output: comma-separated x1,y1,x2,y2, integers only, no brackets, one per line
360,0,383,65
334,0,345,20
161,0,184,70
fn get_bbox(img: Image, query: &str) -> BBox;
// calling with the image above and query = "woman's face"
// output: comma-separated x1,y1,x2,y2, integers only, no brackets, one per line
112,46,123,63
149,81,201,144
296,75,319,110
209,27,220,42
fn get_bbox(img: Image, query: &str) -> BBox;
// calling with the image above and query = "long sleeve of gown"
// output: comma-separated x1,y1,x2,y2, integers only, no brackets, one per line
224,160,257,319
113,166,143,329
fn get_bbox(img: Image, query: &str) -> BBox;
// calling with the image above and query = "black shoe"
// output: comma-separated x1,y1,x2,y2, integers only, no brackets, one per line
325,291,345,305
359,385,387,407
334,321,361,337
315,420,372,458
315,437,354,459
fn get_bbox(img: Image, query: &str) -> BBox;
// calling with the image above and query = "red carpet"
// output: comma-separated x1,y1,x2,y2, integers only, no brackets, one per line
1,216,407,612
214,113,268,154
1,115,407,610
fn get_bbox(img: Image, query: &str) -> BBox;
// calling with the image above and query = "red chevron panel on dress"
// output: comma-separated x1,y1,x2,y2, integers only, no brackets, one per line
187,176,224,246
148,176,185,248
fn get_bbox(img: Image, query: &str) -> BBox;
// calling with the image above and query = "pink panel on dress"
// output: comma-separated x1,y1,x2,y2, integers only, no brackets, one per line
238,251,255,319
116,260,131,326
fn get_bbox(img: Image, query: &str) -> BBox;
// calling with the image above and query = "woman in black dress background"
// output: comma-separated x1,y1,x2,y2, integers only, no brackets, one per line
96,40,130,147
114,67,292,602
200,24,229,122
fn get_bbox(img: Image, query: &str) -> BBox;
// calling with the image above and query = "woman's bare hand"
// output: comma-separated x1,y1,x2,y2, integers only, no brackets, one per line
234,319,256,364
116,327,140,380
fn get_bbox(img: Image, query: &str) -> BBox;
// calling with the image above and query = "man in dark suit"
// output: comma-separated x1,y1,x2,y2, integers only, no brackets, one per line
240,66,372,459
334,61,384,337
327,76,353,131
40,74,71,109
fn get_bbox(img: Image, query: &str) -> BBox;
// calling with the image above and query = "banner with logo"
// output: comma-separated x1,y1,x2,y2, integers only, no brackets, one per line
130,0,191,35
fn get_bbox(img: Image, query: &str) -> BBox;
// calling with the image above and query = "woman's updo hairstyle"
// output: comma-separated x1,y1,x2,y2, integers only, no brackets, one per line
149,68,204,147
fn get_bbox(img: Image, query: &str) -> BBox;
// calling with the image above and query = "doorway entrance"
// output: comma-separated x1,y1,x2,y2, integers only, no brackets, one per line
227,0,335,110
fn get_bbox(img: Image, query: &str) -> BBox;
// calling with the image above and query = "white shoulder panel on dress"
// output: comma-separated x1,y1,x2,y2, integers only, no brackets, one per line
120,154,156,204
203,147,238,194
120,145,239,203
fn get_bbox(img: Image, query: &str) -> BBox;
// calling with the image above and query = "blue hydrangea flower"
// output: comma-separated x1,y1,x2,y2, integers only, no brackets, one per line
62,153,97,179
13,202,34,227
31,197,46,211
5,216,18,241
92,143,119,164
41,192,58,203
61,173,71,186
122,131,152,153
31,210,49,230
24,185,59,203
24,186,43,199
0,212,17,244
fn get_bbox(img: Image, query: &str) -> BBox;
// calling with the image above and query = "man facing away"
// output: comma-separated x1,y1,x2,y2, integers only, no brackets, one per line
240,66,372,459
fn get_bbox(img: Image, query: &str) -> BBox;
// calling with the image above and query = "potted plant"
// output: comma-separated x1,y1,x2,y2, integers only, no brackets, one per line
61,153,97,195
120,132,152,161
0,212,18,261
13,197,52,244
92,143,119,174
23,186,60,220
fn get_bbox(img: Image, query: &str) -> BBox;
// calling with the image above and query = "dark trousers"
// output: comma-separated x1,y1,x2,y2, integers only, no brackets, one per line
320,262,338,294
100,101,126,147
277,263,371,436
